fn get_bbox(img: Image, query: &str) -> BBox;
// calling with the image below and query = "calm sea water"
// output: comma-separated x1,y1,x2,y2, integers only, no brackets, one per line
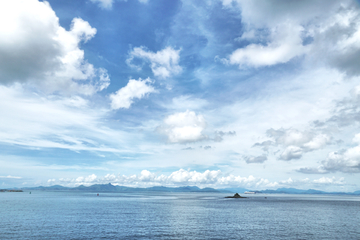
1,191,359,239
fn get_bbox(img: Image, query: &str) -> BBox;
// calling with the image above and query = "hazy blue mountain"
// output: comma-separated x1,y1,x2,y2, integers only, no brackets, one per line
17,185,360,195
23,184,225,193
23,185,70,191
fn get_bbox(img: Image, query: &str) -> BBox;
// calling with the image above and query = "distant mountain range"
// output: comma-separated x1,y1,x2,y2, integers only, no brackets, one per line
10,185,360,195
21,184,231,193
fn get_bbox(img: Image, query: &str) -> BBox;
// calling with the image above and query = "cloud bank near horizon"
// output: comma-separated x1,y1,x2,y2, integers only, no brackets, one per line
46,169,346,191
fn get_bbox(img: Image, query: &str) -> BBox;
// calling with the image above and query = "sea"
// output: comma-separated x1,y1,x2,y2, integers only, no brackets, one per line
1,191,359,239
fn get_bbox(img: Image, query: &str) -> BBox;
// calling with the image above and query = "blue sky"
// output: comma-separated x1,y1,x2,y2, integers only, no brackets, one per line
1,0,360,191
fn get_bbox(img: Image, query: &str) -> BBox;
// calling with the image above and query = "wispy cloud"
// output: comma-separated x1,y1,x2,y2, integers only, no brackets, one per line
110,78,156,109
90,0,114,9
127,46,182,79
0,175,22,179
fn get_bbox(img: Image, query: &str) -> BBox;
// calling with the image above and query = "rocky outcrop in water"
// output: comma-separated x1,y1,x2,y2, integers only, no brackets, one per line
225,193,246,198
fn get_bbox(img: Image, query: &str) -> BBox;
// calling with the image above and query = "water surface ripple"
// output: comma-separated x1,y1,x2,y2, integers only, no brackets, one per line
1,192,359,239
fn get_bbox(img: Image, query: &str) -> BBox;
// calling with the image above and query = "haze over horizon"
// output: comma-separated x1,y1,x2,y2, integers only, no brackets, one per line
1,0,360,192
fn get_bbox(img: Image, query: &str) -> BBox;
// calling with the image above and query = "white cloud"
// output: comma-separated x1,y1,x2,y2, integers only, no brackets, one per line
313,176,345,185
157,110,207,143
322,146,360,173
47,179,56,184
244,155,267,164
296,166,328,174
277,176,346,187
161,95,208,111
222,0,346,27
48,169,273,188
267,128,312,146
0,0,108,95
229,23,308,67
90,0,114,9
303,134,331,151
255,128,331,161
279,146,303,161
46,169,349,190
309,4,360,76
353,133,360,144
168,169,221,184
0,85,139,153
299,139,360,174
0,175,22,179
223,0,360,75
90,0,149,9
127,46,182,78
109,78,156,109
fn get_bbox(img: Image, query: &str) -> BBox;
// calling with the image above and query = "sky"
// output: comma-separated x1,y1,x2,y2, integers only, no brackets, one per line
1,0,360,191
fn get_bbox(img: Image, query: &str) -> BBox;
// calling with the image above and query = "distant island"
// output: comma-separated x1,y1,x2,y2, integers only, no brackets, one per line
2,185,360,195
0,189,23,192
18,184,231,193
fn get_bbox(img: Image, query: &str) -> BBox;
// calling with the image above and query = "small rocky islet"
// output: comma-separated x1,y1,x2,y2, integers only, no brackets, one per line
225,193,246,198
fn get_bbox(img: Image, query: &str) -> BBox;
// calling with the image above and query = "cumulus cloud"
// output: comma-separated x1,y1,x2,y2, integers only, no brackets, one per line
313,176,345,185
279,146,303,161
308,4,360,76
321,147,360,173
293,83,360,173
298,135,360,174
48,169,273,188
277,176,346,188
127,46,182,78
229,23,308,67
222,0,344,27
0,0,108,95
47,179,56,184
244,155,267,164
109,78,156,109
48,169,348,190
303,134,331,151
254,128,331,161
325,85,360,127
156,112,235,144
223,0,360,76
157,110,207,143
167,169,221,184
